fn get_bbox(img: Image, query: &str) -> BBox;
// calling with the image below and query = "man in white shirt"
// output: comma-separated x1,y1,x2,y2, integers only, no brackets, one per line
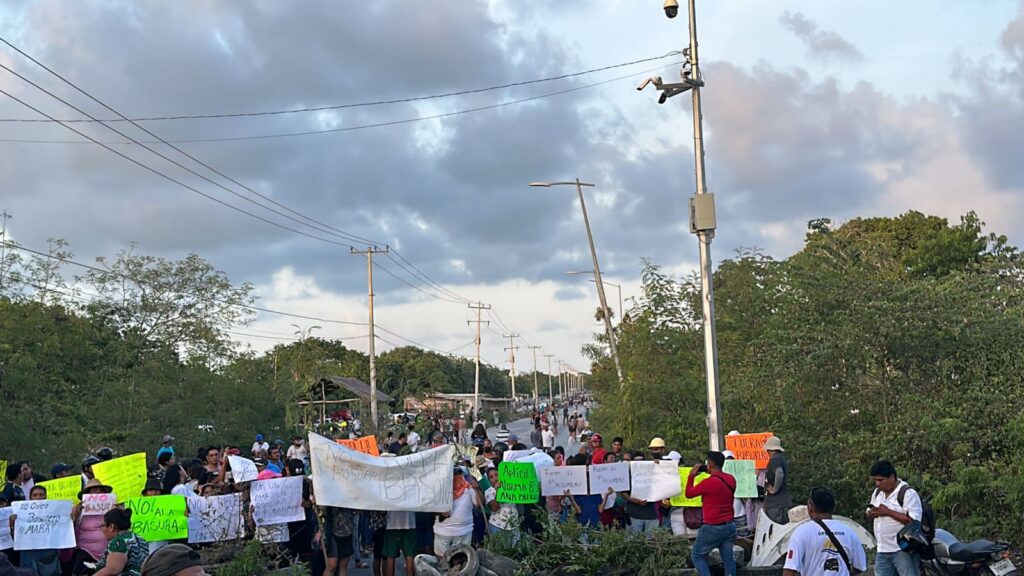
251,434,269,457
867,461,923,576
784,487,867,576
286,436,308,463
406,425,421,451
541,423,555,449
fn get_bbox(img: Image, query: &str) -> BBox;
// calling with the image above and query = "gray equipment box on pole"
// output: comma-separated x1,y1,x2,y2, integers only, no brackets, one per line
689,193,717,233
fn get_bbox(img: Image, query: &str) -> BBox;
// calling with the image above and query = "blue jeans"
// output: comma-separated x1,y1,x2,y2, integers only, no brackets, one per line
629,518,660,537
692,521,736,576
876,551,920,576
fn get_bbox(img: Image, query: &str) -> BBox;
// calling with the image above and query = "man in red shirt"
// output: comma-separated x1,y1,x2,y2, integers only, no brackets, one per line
589,434,607,466
685,451,738,576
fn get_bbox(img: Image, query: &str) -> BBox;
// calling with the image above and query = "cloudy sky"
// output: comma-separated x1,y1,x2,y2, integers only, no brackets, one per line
1,0,1022,373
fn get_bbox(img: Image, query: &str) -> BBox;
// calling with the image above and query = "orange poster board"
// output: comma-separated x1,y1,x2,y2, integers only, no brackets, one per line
725,432,774,469
335,435,380,456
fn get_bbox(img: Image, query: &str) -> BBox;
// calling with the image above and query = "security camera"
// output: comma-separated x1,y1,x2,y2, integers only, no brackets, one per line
664,0,679,19
636,76,663,91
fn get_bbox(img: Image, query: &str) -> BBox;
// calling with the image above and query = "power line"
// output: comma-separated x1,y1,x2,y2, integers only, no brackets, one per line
1,240,367,326
0,38,383,248
0,62,682,144
372,259,466,305
385,250,473,304
0,52,681,123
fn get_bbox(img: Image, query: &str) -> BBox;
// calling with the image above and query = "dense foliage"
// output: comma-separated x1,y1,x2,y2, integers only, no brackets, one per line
587,211,1024,541
0,235,535,468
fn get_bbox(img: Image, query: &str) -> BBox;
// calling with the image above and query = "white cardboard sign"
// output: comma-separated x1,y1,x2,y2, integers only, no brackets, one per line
82,493,119,516
0,508,13,550
588,462,631,495
12,500,76,551
187,493,244,543
628,460,682,501
228,455,258,484
540,466,589,496
251,476,304,526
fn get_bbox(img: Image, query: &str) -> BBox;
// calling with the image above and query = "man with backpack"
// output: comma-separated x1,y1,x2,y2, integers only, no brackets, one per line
784,487,867,576
867,460,927,576
685,451,738,576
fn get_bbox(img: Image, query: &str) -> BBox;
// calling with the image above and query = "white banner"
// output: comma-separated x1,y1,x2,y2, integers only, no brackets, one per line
12,500,76,551
187,493,244,544
228,455,258,484
628,460,682,501
589,462,630,495
502,448,555,473
0,508,12,550
251,476,304,526
310,432,455,512
540,466,589,496
82,493,119,516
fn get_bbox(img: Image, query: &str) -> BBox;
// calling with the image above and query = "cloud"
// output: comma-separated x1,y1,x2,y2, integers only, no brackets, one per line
779,11,864,65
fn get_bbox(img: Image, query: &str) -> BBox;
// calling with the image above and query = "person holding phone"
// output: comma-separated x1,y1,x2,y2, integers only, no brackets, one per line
686,451,738,576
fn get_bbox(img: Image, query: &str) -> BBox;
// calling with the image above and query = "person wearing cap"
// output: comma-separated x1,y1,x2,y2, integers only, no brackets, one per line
686,451,738,576
82,455,100,485
72,479,115,574
157,435,175,459
250,434,269,457
589,434,607,466
50,463,75,480
140,543,207,576
649,437,667,459
763,436,792,525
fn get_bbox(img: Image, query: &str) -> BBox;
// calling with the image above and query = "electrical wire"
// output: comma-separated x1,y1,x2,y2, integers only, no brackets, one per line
372,259,466,305
1,240,368,326
386,250,473,304
0,62,683,144
0,39,383,247
0,52,682,123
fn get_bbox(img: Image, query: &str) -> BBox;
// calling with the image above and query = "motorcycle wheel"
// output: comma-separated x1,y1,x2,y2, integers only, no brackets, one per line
921,558,948,576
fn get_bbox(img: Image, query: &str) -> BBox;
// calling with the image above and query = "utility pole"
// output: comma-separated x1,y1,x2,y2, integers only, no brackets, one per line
544,354,555,403
686,0,724,452
351,245,389,433
528,346,541,406
467,302,490,422
503,334,519,403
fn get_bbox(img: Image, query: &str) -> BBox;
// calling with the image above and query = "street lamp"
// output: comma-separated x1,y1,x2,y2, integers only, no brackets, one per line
639,0,723,451
530,179,624,388
566,270,623,321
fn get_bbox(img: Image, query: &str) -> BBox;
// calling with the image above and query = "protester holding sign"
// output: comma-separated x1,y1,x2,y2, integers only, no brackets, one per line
483,468,518,545
12,486,62,576
94,508,150,576
72,479,116,575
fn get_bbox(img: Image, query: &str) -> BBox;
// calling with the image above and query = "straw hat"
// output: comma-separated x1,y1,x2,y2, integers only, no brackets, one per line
764,437,785,452
648,437,666,449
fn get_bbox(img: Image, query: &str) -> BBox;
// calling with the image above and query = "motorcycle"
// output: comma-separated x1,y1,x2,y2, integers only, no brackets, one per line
923,528,1017,576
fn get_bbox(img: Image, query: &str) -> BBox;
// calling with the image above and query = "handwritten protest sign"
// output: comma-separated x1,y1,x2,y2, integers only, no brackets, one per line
497,461,540,504
124,495,188,541
251,476,304,526
227,455,258,483
310,433,454,512
725,432,774,469
188,493,244,544
37,476,81,504
723,459,758,498
629,461,682,501
588,461,630,495
12,500,76,550
0,461,6,487
540,466,589,496
670,468,709,507
256,523,290,543
335,435,380,456
93,452,148,499
82,493,119,516
0,508,12,550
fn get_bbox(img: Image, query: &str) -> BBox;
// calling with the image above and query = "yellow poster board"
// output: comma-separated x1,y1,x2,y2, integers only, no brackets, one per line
92,452,147,500
37,476,81,504
669,467,709,507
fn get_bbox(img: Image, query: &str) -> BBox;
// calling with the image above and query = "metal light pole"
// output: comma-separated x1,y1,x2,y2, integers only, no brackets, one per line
641,0,724,451
531,179,625,388
567,271,623,321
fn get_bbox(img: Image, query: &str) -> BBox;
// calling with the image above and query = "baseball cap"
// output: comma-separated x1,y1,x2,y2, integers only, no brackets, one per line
255,434,264,441
590,433,603,442
161,434,174,443
50,463,74,477
649,437,666,449
253,457,267,467
141,543,204,576
508,434,519,443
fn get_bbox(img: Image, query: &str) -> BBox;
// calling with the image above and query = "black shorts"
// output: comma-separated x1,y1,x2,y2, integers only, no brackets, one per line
324,534,353,559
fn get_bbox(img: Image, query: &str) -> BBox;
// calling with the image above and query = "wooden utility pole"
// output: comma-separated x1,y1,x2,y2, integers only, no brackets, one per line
528,346,541,406
503,334,519,402
467,302,490,422
351,245,389,432
544,354,555,401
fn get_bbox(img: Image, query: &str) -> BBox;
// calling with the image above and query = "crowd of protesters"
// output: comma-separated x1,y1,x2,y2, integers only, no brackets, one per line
1,396,923,576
